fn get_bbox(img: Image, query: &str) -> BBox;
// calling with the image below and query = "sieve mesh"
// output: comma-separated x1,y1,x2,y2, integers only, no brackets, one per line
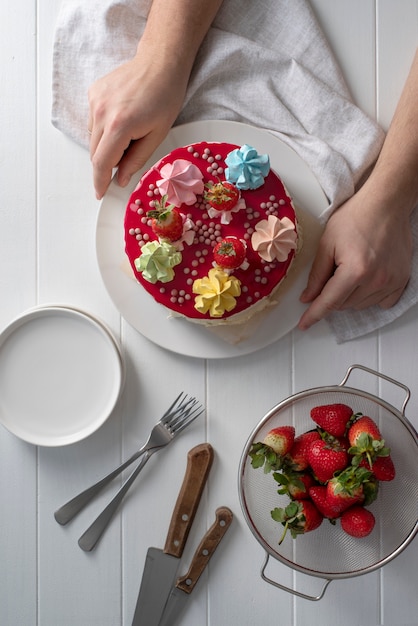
239,386,418,579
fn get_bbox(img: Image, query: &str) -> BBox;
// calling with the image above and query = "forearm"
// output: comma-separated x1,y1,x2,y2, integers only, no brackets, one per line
366,49,418,215
139,0,224,77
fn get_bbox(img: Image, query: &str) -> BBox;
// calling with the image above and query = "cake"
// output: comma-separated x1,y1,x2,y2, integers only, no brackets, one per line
124,142,299,326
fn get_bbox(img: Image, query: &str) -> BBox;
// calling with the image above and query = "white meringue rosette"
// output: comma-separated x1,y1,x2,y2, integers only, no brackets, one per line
251,215,297,262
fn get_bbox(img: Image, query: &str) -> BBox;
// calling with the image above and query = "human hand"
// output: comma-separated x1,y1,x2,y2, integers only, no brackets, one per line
298,186,413,329
88,50,188,199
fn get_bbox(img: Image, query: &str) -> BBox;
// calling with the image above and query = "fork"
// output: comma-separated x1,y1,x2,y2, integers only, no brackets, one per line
54,393,203,536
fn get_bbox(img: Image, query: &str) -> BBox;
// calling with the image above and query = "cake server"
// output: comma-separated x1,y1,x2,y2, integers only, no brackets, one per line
131,442,214,626
158,506,233,626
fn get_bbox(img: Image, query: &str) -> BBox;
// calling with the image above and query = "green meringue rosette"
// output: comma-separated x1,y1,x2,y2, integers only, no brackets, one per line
135,240,182,283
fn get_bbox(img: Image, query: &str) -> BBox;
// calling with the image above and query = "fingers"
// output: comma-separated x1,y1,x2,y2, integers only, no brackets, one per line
298,268,409,330
90,126,132,199
298,267,358,330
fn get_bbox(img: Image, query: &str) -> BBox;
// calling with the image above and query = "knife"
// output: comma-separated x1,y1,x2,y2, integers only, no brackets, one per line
158,506,233,626
131,442,214,626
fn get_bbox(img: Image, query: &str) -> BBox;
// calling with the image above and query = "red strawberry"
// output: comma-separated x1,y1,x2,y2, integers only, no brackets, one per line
249,426,295,473
271,499,323,544
284,430,321,471
348,415,389,468
310,403,354,437
263,426,295,456
308,485,340,520
307,435,349,483
213,237,246,270
273,470,316,500
341,506,375,538
204,180,240,212
360,454,395,481
348,415,382,446
148,195,184,242
326,466,370,515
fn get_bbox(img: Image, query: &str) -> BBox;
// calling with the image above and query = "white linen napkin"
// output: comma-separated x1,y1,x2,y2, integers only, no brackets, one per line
51,0,418,342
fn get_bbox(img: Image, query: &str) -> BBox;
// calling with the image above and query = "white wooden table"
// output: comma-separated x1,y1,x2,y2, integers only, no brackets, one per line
1,1,417,625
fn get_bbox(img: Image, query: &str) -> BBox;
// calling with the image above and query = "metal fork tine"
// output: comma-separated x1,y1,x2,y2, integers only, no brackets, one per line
170,407,204,434
165,398,198,429
160,392,192,424
160,391,186,422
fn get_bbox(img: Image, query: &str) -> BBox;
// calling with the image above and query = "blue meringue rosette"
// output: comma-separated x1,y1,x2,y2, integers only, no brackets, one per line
225,144,270,190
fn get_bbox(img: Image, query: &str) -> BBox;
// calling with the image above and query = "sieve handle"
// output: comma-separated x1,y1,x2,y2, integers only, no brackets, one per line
339,364,410,415
260,553,332,602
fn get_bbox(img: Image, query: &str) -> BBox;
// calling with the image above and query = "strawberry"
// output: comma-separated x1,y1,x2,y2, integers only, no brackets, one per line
213,237,246,270
204,180,240,212
249,426,295,473
348,415,390,468
263,426,295,455
273,470,316,500
147,195,184,242
271,500,323,544
310,403,355,437
340,506,375,538
308,485,340,520
348,415,382,446
307,435,349,483
360,454,395,481
326,466,371,515
284,430,321,471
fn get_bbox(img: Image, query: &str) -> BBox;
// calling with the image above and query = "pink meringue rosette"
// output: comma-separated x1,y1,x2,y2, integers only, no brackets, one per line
251,215,297,262
156,159,204,206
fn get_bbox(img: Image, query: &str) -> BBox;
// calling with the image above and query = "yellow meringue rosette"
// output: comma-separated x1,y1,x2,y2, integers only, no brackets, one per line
193,268,241,317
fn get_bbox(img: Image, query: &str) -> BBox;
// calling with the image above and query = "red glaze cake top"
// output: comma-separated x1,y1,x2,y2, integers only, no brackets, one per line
124,142,298,323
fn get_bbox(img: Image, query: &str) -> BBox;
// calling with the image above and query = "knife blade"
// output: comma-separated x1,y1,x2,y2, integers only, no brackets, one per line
131,442,214,626
158,506,233,626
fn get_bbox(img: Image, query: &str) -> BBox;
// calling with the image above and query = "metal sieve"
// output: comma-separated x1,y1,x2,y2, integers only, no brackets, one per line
238,364,418,601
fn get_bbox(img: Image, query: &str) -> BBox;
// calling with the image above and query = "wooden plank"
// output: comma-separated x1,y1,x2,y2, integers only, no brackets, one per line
206,337,295,625
376,4,418,620
310,0,377,117
376,0,418,128
0,0,38,624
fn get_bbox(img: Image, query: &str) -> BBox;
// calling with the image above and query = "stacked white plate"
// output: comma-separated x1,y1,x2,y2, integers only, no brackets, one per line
0,306,124,446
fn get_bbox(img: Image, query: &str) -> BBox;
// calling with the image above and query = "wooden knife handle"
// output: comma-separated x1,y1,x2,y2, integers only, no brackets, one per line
164,443,214,558
175,506,233,594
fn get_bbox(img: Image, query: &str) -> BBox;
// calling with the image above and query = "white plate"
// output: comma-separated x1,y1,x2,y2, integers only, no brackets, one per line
0,307,124,446
96,120,328,359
